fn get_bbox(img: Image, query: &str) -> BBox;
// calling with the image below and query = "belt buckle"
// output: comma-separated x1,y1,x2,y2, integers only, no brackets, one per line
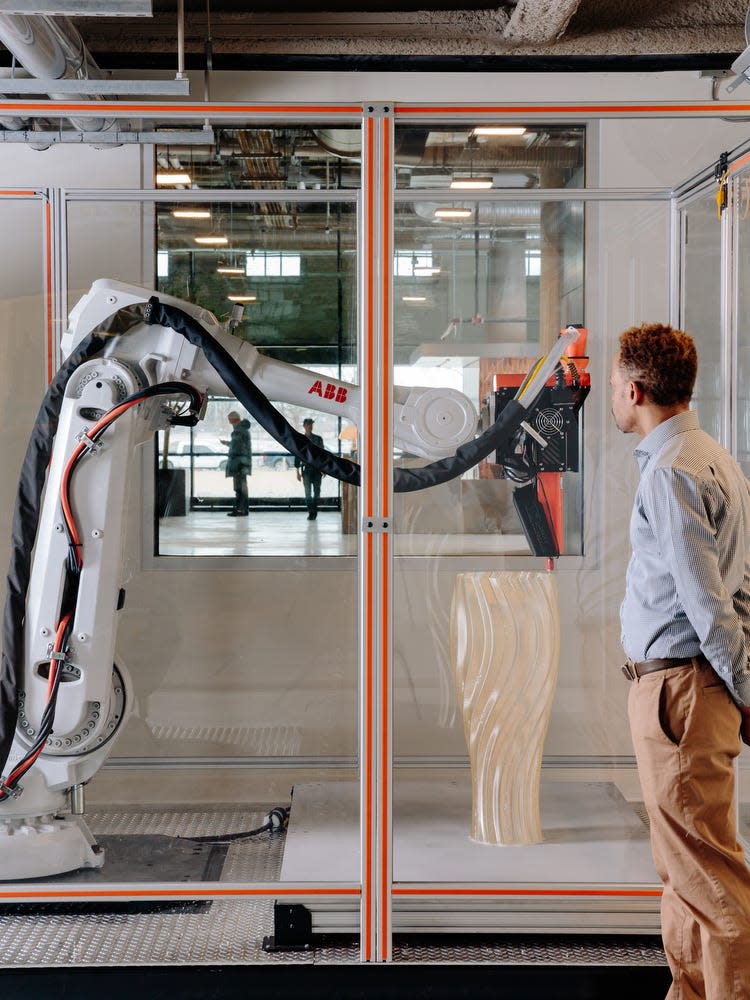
622,660,636,681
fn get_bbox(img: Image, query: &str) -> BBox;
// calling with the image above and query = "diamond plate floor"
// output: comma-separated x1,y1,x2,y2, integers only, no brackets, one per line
0,805,667,969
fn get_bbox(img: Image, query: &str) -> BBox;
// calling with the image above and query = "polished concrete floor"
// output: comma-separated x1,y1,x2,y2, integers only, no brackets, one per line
156,509,528,558
157,509,356,557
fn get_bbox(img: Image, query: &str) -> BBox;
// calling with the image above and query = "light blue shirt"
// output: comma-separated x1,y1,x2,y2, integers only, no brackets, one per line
620,410,750,706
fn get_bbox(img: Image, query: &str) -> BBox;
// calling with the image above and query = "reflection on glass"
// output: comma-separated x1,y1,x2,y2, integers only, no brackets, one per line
681,193,723,443
393,199,585,556
154,197,357,556
156,394,359,557
156,125,362,191
395,123,584,190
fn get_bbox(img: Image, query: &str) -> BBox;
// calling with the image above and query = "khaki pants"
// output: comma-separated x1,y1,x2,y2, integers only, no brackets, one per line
628,658,750,1000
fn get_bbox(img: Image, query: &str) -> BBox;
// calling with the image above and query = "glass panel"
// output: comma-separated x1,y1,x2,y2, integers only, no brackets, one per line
0,195,46,641
736,175,750,478
393,198,586,557
395,122,584,190
393,197,671,936
68,200,150,293
0,194,362,906
155,125,361,191
680,190,723,442
153,197,358,555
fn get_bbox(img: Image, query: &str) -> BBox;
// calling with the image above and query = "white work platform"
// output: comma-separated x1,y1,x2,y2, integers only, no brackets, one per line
280,779,661,934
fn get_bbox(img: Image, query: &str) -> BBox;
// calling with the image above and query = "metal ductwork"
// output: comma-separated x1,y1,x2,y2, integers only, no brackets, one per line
0,13,111,132
413,201,543,227
0,78,27,131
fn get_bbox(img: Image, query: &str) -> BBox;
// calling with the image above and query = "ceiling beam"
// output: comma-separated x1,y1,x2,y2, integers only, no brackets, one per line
503,0,583,45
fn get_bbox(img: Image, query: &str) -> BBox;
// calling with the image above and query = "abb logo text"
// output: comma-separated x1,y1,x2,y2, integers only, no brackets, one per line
308,380,348,404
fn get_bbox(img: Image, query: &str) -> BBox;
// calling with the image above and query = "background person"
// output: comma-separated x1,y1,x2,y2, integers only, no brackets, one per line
295,417,324,520
222,410,252,517
611,322,750,1000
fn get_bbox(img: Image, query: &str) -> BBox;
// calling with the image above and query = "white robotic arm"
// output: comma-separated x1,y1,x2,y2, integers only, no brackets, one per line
0,278,479,880
64,279,478,460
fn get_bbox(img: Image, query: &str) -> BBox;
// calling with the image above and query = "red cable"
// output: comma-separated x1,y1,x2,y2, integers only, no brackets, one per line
2,611,74,790
2,388,197,800
59,398,142,568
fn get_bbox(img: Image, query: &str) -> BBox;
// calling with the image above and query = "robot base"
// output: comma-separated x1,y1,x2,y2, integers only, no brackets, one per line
0,814,104,881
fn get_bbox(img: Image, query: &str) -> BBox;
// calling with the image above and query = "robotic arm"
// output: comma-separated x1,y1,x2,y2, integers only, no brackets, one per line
64,280,479,461
0,279,584,880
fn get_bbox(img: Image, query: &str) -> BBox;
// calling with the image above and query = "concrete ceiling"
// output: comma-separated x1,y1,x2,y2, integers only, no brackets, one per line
62,0,749,70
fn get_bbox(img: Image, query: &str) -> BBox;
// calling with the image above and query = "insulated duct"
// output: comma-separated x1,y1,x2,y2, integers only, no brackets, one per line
413,201,543,227
0,13,112,132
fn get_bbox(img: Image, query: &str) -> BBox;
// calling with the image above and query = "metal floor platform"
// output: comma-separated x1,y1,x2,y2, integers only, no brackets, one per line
0,798,667,968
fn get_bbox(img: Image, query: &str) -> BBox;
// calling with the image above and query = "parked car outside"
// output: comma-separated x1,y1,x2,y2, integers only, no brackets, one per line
166,435,227,471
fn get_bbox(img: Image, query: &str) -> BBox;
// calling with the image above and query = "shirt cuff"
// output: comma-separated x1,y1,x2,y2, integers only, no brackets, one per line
733,675,750,708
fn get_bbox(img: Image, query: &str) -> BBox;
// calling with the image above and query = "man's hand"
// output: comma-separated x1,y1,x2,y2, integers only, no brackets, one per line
296,470,301,482
741,707,750,747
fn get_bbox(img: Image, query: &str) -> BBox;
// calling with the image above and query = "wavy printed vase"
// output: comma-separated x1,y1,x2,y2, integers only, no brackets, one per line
450,571,560,845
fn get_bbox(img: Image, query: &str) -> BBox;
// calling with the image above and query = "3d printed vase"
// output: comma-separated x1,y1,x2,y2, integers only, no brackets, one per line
450,571,560,845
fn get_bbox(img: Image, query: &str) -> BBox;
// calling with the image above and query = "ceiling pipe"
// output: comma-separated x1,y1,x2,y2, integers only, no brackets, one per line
0,13,113,132
0,69,28,130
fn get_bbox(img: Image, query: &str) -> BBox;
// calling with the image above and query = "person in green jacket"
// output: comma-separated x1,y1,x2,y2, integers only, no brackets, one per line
222,410,252,516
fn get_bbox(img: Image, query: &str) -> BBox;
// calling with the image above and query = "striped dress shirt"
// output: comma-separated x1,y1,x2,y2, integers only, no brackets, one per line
620,410,750,706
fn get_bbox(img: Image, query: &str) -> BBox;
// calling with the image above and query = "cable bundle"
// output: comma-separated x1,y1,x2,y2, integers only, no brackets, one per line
0,381,203,802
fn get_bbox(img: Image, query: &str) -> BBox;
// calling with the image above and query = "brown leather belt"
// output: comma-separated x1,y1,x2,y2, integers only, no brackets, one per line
621,656,701,681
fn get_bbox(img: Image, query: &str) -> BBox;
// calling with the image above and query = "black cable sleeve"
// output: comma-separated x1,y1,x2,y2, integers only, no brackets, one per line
390,398,527,493
0,332,108,775
143,298,530,495
144,298,362,486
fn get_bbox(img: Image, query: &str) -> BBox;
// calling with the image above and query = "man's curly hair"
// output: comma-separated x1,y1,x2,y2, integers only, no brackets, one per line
618,323,697,406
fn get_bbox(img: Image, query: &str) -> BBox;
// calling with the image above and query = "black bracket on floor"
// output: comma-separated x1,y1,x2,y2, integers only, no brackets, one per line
262,901,313,952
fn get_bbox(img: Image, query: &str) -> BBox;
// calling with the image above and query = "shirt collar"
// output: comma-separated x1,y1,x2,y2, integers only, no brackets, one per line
633,409,699,461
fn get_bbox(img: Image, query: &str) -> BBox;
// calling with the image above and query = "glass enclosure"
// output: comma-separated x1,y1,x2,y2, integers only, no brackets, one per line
2,106,749,965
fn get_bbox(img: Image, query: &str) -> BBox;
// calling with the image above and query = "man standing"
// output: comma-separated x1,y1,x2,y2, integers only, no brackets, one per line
295,417,324,520
223,410,252,516
611,322,750,999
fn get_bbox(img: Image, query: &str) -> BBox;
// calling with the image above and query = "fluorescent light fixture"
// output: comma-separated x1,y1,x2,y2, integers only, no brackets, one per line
472,126,527,136
413,266,441,276
402,295,427,303
172,209,210,219
450,177,493,190
434,208,472,219
194,235,228,245
156,171,191,185
228,295,257,302
217,266,245,275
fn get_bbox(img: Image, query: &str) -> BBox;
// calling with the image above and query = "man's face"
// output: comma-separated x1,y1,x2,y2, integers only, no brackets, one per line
303,422,313,435
609,352,636,434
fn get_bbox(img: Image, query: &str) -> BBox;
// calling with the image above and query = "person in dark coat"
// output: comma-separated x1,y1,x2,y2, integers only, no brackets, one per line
222,410,252,516
294,417,324,520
